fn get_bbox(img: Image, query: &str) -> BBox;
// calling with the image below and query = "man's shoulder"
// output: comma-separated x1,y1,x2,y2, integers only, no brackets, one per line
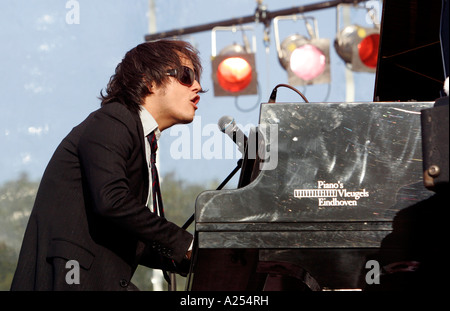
97,102,140,124
100,101,132,114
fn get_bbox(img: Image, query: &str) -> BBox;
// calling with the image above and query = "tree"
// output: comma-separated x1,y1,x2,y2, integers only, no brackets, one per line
0,173,39,290
0,242,17,290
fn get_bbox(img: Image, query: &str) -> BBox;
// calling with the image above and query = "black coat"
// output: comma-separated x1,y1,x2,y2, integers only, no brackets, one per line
10,102,193,290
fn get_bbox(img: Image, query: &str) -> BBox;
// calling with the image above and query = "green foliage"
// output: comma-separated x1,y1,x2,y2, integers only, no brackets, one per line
0,173,39,290
0,242,16,290
0,173,38,253
161,171,213,233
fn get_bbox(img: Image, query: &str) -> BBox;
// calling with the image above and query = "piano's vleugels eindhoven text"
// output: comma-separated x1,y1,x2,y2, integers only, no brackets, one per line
294,180,370,207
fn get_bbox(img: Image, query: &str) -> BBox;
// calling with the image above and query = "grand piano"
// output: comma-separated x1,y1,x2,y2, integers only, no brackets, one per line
186,0,448,291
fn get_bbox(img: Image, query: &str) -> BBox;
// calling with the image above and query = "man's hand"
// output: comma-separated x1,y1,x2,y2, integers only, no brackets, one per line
185,250,192,260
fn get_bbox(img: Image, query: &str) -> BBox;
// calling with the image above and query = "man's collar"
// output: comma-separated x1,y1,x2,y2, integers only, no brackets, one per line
139,106,160,139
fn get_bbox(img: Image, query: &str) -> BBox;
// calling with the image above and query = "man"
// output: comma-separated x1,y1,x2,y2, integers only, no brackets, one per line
10,39,203,290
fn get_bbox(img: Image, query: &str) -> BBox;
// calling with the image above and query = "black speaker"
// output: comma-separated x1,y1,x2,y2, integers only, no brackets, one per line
374,0,446,101
421,97,449,192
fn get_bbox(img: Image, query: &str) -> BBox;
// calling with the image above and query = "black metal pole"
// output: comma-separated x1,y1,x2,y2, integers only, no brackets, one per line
181,159,243,230
144,0,367,41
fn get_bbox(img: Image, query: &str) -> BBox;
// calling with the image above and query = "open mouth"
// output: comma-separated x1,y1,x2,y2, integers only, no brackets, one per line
191,95,200,109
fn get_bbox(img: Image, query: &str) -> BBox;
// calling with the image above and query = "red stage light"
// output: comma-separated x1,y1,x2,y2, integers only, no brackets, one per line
358,33,380,69
335,25,380,72
217,57,253,93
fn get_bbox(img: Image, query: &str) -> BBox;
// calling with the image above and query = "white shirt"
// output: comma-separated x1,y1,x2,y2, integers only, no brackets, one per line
139,106,161,215
139,106,193,253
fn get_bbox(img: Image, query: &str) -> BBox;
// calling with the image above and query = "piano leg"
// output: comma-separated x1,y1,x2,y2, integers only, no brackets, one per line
187,248,323,291
256,261,321,291
187,248,261,291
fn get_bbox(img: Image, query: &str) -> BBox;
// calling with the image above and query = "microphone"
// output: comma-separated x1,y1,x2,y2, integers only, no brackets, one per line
218,115,248,156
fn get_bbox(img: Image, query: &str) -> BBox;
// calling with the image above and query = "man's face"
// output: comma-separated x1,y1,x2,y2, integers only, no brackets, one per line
147,57,202,131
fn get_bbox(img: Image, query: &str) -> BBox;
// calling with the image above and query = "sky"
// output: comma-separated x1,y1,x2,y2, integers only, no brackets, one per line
0,0,380,188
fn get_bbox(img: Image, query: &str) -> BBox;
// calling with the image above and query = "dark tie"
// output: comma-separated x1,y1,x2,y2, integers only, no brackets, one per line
147,131,173,285
147,131,164,218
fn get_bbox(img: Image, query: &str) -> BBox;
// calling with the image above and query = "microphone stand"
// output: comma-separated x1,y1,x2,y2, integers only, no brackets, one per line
182,158,243,230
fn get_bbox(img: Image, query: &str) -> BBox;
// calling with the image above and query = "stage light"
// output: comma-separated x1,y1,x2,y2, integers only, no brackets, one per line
211,26,258,97
274,15,331,86
334,4,380,72
217,57,252,92
290,44,326,80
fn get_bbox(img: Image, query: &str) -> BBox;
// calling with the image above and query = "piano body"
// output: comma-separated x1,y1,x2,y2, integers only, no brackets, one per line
187,101,435,290
186,0,448,291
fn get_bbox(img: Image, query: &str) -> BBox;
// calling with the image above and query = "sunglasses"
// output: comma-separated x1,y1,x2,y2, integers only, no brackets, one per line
166,66,199,87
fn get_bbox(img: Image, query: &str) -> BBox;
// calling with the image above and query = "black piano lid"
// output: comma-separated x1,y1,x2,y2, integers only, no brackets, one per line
194,101,434,248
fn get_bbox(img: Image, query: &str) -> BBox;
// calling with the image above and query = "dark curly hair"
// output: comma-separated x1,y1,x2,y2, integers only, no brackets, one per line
100,39,203,114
